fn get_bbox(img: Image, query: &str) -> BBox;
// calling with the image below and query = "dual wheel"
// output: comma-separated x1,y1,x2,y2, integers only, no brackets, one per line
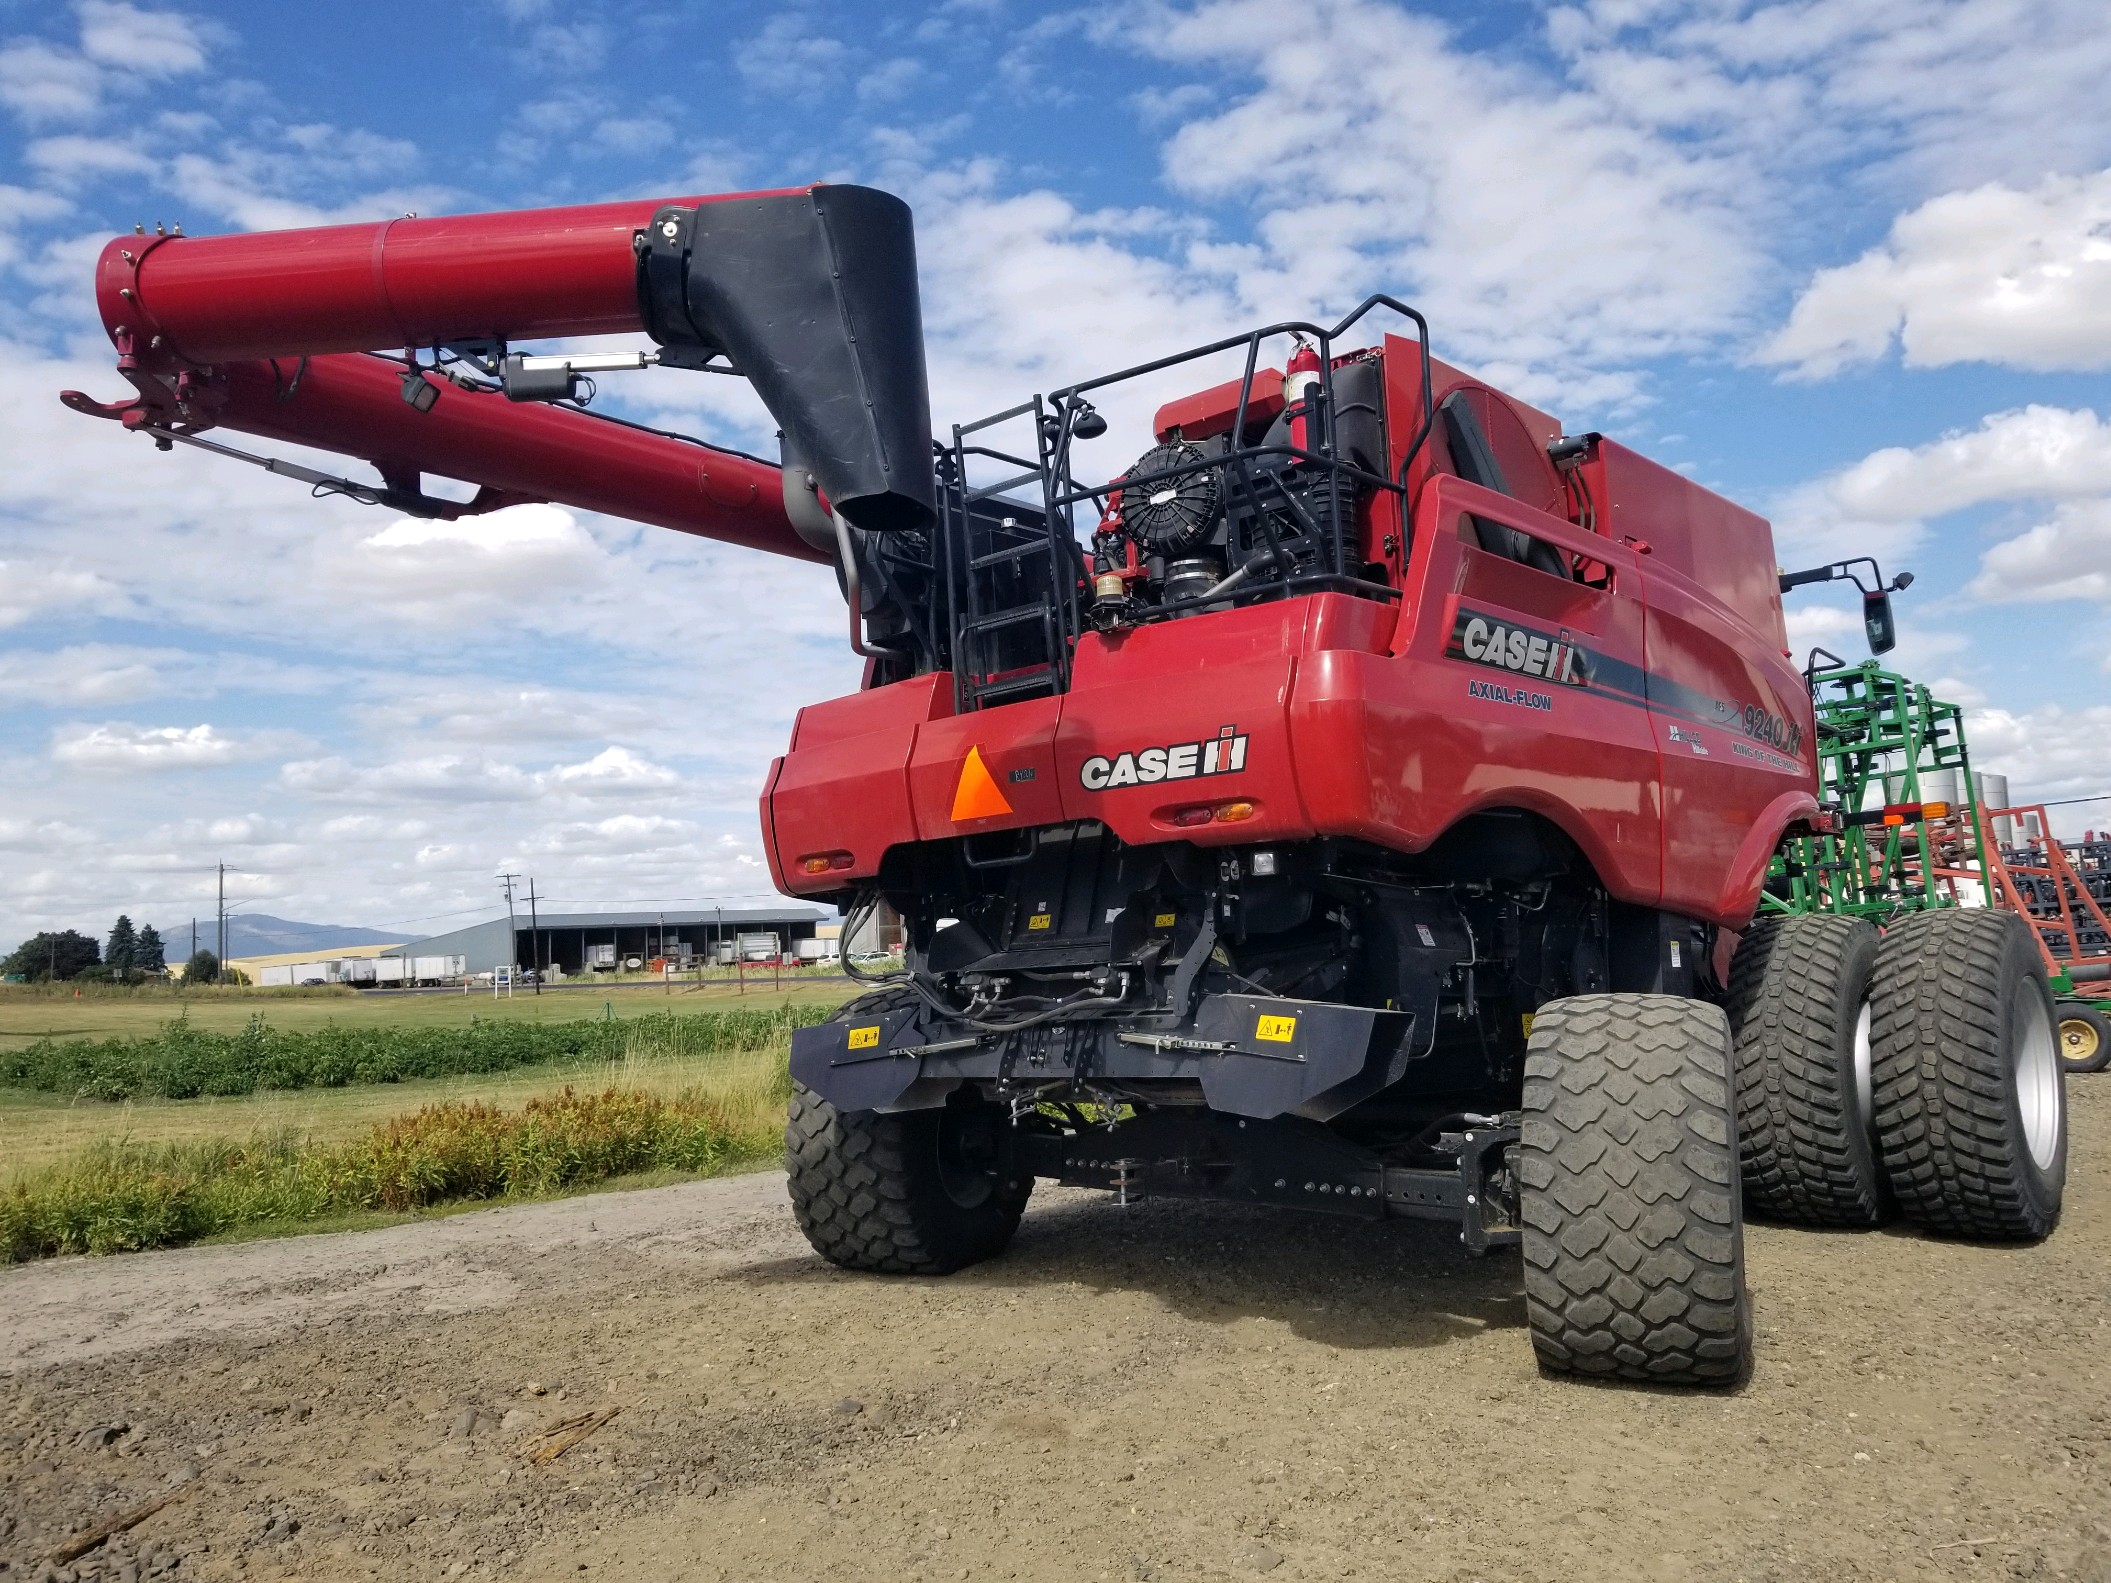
1521,909,2065,1387
1725,908,2065,1239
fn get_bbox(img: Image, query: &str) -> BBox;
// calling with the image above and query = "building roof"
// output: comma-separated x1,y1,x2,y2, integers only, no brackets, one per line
475,907,831,930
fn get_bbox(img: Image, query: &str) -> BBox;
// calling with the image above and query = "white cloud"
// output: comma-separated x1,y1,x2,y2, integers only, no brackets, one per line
0,41,103,123
277,745,682,804
1136,0,1762,407
76,2,209,76
0,645,337,709
1547,0,2111,194
0,560,127,627
278,753,540,804
0,644,178,707
544,746,679,794
857,58,922,105
1773,405,2111,566
1832,406,2111,522
1764,171,2111,378
1967,703,2111,807
0,4,209,127
51,721,295,771
735,16,849,99
1970,500,2111,605
24,133,157,180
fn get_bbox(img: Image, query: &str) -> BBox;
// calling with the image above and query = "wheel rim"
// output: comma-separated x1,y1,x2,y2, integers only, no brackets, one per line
2012,992,2062,1171
2061,1014,2101,1066
935,1105,1003,1210
1852,999,1874,1124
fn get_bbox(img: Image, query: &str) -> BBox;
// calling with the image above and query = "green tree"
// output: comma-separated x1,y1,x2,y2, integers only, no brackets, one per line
106,915,137,975
136,924,166,974
1,930,102,981
182,947,220,985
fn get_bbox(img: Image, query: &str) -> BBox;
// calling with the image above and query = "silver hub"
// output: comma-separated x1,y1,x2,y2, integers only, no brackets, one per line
1852,1000,1874,1126
2012,991,2061,1172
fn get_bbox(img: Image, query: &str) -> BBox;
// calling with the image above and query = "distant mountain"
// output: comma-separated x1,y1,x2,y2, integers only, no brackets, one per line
154,915,404,959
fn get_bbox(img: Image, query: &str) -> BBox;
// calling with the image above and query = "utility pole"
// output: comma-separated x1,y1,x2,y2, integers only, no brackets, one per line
498,872,521,985
526,877,541,996
216,862,226,980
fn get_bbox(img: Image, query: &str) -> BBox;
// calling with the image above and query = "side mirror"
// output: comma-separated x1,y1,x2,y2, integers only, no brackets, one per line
1863,589,1897,654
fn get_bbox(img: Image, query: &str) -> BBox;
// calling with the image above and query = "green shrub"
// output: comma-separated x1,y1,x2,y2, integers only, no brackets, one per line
0,1004,830,1101
0,1085,768,1263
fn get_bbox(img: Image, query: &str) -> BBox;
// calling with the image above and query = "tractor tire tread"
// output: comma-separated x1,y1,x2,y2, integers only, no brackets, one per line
785,987,1026,1275
1520,993,1751,1387
1869,909,2060,1241
1726,913,1888,1227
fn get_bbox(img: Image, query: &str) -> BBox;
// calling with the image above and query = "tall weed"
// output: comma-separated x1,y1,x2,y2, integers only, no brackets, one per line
0,1083,779,1263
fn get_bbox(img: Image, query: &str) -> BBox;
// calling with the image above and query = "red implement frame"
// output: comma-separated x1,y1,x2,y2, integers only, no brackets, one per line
1937,804,2111,985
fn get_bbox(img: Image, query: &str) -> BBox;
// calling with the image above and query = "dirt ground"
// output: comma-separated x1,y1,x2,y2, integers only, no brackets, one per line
7,1088,2111,1583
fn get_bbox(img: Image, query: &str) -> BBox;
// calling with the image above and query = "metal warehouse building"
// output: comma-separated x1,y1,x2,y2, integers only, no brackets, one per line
403,907,833,977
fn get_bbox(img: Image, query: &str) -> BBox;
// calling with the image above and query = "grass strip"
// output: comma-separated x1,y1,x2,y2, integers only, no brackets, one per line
0,1004,830,1101
1,1071,792,1263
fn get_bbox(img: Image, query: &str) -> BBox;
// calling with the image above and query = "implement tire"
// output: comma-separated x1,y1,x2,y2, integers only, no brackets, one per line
1520,994,1752,1387
1726,914,1890,1227
2056,1001,2111,1075
786,990,1031,1275
1869,910,2065,1240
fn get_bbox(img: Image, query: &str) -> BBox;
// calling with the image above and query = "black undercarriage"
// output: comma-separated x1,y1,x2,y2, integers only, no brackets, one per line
789,814,1715,1243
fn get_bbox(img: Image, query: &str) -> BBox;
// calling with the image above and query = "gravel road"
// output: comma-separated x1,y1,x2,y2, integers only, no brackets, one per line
7,1086,2111,1582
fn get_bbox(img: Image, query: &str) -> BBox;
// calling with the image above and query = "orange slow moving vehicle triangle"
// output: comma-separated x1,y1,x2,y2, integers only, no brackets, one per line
950,745,1014,822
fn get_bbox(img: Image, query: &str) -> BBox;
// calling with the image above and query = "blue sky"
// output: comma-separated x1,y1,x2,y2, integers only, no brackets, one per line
2,0,2109,943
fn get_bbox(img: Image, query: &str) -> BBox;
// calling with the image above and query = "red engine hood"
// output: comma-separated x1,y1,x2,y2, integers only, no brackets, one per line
764,594,1398,894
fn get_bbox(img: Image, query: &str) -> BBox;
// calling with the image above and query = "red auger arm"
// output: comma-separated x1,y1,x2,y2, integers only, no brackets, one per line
62,184,938,559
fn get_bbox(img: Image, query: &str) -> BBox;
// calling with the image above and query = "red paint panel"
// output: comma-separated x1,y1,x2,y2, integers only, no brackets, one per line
792,673,951,751
1152,369,1285,443
907,697,1067,840
768,714,919,893
1052,596,1391,846
1643,557,1816,920
1597,438,1786,651
98,189,810,368
1291,478,1665,906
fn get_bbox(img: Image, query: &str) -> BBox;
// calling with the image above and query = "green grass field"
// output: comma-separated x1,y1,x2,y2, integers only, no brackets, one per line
0,983,855,1255
0,977,850,1047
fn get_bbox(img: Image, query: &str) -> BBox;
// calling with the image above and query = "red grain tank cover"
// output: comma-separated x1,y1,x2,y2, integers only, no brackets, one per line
1593,439,1787,649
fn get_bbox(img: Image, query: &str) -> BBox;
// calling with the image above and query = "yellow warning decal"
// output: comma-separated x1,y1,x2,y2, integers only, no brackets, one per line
847,1025,880,1050
1521,1013,1535,1040
1154,912,1177,928
1028,913,1052,931
1255,1014,1298,1043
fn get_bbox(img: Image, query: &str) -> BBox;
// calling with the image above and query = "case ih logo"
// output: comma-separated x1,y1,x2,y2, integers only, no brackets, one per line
1449,610,1592,687
1081,726,1248,790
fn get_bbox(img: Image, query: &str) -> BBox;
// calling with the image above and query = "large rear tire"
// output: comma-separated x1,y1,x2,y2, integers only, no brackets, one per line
1520,994,1752,1387
1869,910,2065,1240
2057,1000,2111,1075
1725,914,1890,1227
786,991,1031,1275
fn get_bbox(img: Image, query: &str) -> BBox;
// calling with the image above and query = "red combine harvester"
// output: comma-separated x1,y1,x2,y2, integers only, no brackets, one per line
68,184,2067,1385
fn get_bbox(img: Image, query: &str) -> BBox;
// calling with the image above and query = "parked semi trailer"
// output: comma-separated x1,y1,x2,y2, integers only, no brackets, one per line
66,184,2066,1385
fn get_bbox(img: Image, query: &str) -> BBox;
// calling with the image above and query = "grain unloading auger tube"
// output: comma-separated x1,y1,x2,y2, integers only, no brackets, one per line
60,183,938,563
